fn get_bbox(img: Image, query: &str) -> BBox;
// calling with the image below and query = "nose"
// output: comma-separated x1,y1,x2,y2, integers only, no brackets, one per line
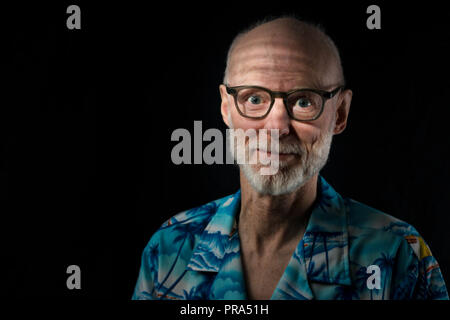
264,97,290,137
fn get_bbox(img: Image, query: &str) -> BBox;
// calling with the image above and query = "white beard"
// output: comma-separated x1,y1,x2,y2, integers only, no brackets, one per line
228,113,335,196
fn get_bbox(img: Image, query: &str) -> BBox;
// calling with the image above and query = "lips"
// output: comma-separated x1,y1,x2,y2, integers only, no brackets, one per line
256,149,297,156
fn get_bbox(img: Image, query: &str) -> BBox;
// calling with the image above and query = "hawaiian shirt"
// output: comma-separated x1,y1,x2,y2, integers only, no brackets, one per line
132,176,448,300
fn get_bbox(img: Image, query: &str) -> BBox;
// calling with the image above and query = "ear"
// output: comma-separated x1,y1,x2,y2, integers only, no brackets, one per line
219,84,232,127
333,88,352,135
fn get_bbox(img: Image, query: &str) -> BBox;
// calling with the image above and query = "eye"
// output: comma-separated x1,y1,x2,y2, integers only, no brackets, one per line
248,95,262,105
295,97,312,108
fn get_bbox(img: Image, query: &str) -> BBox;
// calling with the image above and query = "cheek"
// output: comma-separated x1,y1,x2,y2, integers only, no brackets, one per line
291,123,322,145
231,112,266,131
292,110,334,144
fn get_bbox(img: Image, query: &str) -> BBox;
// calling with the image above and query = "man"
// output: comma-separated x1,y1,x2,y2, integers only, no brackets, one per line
132,16,448,300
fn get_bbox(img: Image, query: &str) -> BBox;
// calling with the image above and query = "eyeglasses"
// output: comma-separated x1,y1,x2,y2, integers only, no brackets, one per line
224,84,344,121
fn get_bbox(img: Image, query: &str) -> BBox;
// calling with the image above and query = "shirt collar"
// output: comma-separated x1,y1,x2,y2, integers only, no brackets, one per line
186,176,351,293
186,191,240,272
302,176,351,286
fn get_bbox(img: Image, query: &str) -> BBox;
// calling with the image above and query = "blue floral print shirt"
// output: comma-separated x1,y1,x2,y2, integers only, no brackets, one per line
132,176,448,300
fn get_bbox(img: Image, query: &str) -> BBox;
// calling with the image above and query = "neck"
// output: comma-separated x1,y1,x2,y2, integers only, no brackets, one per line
238,171,318,255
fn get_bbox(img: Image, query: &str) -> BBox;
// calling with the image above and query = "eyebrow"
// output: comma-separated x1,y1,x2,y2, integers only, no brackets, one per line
229,84,332,93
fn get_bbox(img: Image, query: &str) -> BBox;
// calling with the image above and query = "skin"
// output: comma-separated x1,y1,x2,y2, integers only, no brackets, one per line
219,18,353,299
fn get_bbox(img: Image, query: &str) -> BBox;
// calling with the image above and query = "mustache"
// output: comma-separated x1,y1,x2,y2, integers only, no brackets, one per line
248,136,303,155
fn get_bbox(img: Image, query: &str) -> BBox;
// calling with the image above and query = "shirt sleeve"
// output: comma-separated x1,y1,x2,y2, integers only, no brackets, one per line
391,234,449,300
131,237,160,300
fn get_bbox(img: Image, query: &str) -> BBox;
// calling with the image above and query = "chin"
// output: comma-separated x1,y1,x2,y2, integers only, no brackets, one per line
242,162,308,196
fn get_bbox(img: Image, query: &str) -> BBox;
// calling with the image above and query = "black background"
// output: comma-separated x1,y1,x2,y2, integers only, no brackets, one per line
1,1,450,299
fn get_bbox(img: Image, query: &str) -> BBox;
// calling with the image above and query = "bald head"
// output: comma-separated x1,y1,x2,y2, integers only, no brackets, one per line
224,17,345,89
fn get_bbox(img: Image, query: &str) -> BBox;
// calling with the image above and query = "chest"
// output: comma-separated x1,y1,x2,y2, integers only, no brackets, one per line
240,249,295,300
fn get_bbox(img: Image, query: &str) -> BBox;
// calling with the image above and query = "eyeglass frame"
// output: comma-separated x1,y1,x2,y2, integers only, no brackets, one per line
224,84,345,121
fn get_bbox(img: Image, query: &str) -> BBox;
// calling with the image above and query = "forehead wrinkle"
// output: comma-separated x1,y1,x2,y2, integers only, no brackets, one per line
232,38,318,63
233,63,314,83
229,44,327,89
232,52,315,71
230,66,325,90
231,71,325,91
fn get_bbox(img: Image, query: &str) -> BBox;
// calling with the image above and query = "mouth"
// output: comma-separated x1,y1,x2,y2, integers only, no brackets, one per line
256,149,297,160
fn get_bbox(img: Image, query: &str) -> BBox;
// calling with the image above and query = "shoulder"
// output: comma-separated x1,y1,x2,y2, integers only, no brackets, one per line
133,194,237,300
145,193,235,252
344,197,426,261
344,198,448,299
345,198,420,238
